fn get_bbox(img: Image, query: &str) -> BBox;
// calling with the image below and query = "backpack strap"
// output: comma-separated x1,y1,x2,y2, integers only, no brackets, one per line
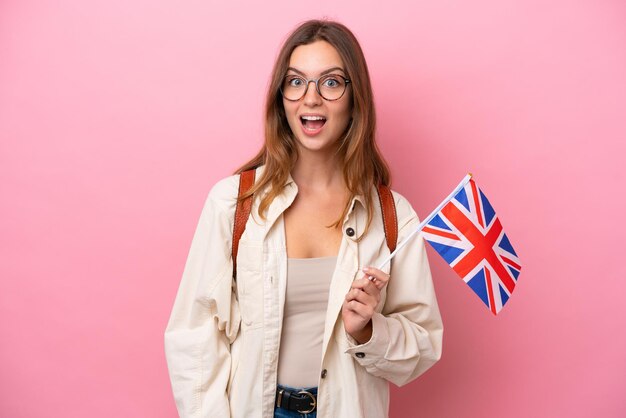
232,169,256,279
377,184,398,253
232,171,398,277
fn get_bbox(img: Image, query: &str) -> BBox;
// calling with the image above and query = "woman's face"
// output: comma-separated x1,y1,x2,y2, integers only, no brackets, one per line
282,40,352,155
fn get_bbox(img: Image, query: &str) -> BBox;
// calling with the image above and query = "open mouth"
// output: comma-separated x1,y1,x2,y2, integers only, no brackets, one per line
300,115,327,131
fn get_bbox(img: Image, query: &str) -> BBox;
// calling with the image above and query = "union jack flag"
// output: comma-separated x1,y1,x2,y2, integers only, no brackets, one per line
422,178,522,315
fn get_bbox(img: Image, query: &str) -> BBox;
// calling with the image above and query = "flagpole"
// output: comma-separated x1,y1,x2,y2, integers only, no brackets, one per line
375,173,473,272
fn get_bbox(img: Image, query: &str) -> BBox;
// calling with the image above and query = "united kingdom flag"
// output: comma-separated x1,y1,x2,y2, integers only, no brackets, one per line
422,178,522,315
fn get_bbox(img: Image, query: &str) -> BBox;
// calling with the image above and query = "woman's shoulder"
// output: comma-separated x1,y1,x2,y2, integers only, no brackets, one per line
208,173,239,203
202,172,246,218
205,165,265,212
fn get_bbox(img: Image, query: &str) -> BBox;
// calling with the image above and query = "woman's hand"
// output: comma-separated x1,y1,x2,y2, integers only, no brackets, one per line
341,267,390,344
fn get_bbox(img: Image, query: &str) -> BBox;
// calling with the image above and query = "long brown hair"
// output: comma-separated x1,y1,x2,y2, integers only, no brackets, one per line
236,19,391,236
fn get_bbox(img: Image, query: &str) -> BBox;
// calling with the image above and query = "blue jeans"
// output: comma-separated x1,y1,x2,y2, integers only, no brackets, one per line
273,384,318,418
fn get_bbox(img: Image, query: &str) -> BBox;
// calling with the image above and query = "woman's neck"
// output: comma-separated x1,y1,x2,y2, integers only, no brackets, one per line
291,149,345,193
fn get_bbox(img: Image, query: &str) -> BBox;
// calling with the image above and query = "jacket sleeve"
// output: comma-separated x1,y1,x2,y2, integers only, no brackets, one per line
164,178,240,417
344,193,444,387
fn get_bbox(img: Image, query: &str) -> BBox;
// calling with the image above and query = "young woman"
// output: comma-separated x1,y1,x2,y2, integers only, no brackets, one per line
165,20,443,418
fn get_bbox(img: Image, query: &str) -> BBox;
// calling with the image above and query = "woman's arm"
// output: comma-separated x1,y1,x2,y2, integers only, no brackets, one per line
343,196,444,387
164,179,240,417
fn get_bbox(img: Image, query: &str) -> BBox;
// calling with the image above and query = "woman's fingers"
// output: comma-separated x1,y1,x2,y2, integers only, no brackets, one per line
344,289,374,316
356,267,391,291
343,267,391,327
345,286,378,307
351,277,379,296
363,267,390,283
344,298,374,319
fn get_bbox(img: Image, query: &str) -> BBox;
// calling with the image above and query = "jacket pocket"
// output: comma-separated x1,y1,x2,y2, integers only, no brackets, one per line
236,239,264,329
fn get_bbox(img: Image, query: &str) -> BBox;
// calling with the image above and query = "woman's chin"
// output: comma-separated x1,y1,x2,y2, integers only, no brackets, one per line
295,136,340,155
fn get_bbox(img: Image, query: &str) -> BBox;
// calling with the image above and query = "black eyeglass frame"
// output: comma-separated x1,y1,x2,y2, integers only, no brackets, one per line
280,74,352,102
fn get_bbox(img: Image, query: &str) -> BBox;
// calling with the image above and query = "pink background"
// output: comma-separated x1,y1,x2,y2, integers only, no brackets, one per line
1,0,625,417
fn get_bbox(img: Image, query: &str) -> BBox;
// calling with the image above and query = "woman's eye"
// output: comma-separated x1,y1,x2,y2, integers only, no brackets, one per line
289,77,304,87
323,77,340,88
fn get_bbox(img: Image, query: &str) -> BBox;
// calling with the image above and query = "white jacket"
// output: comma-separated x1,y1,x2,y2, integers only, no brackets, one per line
164,166,443,418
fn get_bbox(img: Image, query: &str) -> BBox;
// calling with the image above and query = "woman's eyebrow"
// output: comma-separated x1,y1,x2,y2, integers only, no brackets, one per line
286,66,346,76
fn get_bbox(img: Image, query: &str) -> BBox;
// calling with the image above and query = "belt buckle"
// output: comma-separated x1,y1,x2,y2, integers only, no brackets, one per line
296,390,316,414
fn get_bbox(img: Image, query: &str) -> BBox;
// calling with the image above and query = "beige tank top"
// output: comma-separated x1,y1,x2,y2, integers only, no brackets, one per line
277,256,337,388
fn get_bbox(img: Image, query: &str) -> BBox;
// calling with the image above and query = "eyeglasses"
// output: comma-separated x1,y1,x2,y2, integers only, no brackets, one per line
280,74,351,101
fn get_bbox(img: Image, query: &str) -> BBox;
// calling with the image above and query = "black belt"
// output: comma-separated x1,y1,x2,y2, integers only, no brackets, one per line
275,386,317,414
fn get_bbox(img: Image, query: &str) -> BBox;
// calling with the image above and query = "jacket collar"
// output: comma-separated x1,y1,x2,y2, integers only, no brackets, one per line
252,165,369,232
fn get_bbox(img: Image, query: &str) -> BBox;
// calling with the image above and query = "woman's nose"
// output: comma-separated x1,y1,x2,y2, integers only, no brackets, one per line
303,80,323,106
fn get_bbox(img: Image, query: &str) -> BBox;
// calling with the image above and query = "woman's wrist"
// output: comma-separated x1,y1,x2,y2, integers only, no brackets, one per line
349,320,373,345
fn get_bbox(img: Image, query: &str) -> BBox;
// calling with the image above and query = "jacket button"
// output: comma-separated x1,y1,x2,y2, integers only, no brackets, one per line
321,369,327,379
345,227,355,237
355,352,365,358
